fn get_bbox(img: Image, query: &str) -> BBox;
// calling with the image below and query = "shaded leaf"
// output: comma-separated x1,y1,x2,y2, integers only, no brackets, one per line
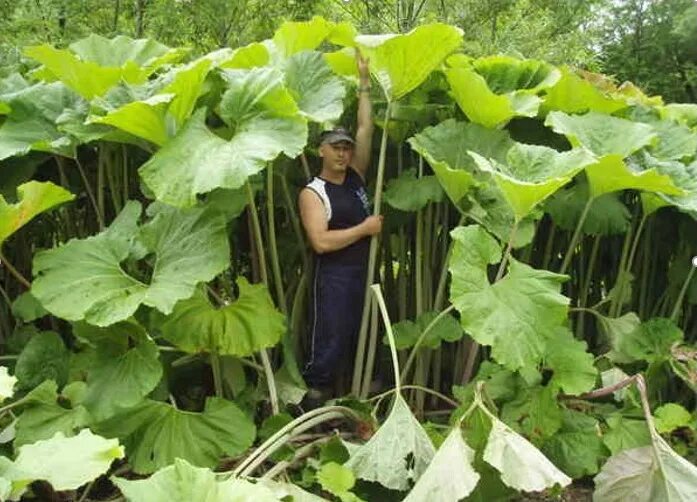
15,332,69,390
384,169,444,212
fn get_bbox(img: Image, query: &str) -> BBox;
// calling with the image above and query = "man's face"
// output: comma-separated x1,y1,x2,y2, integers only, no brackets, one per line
320,141,353,172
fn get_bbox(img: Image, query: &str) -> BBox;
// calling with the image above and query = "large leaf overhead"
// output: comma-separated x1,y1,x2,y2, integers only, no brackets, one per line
0,181,74,245
0,82,84,160
283,51,345,123
356,23,463,100
346,394,435,491
449,225,569,370
541,67,628,115
384,169,445,212
96,397,255,474
24,34,185,100
469,143,596,221
446,55,560,128
161,278,286,356
31,201,229,326
409,119,514,205
140,67,307,207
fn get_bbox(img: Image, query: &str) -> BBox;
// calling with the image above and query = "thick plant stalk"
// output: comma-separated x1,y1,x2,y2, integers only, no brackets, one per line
71,156,105,230
559,198,593,275
210,352,224,398
0,251,31,290
260,349,280,415
352,103,392,396
670,265,696,322
576,235,601,338
612,213,647,315
266,164,287,314
370,284,401,394
360,296,379,398
246,183,269,287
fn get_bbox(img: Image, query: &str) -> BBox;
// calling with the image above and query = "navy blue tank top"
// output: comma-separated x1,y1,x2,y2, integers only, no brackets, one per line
305,168,370,267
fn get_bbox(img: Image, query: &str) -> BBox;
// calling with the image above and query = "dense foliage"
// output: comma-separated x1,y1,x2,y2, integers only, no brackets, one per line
1,13,697,502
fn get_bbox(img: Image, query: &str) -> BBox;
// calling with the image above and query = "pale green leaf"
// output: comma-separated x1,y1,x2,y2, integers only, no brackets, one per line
0,181,74,245
32,201,230,326
603,414,651,455
484,417,571,492
449,225,569,370
324,49,359,79
408,119,514,205
160,59,213,128
114,458,279,502
584,154,684,198
89,94,173,146
654,404,694,434
217,42,270,69
594,435,697,502
404,427,480,502
96,397,255,474
0,367,17,403
317,462,358,501
68,34,184,71
544,326,597,395
346,394,435,490
660,104,697,128
356,24,463,100
13,429,124,491
541,67,628,115
284,51,345,123
161,278,286,356
649,120,697,161
446,67,519,128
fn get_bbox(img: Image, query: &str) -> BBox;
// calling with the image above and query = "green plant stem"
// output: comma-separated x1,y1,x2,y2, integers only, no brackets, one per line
368,384,458,408
259,349,279,415
670,266,696,322
246,182,269,287
266,165,287,314
352,102,392,396
541,220,557,270
210,352,224,398
73,156,104,230
576,235,600,338
360,296,379,398
0,250,31,290
97,148,105,226
122,144,129,204
400,304,455,383
299,153,311,179
0,355,18,362
370,283,401,394
609,209,639,317
461,221,517,384
560,198,593,275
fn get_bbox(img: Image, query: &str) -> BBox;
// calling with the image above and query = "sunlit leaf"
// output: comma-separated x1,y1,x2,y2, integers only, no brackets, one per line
0,367,17,404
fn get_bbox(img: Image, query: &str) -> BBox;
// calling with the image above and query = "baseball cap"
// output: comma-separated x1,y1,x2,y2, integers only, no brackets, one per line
320,127,355,145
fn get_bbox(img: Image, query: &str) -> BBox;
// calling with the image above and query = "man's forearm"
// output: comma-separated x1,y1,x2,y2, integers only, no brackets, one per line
311,224,367,254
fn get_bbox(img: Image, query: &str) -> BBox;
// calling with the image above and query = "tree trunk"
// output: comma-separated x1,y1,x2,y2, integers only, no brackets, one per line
134,0,147,38
113,0,121,33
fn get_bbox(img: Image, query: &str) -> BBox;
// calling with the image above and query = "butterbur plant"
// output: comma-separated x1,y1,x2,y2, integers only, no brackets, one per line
0,14,697,501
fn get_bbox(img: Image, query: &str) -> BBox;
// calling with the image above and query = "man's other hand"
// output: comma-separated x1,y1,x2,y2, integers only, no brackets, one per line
361,215,383,236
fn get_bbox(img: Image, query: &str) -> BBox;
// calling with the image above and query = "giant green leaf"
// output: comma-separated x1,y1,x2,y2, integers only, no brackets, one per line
272,16,335,58
283,51,345,123
0,73,30,115
409,119,514,205
449,225,569,370
543,326,597,395
384,169,444,212
114,458,280,502
69,34,185,72
11,429,124,491
140,67,307,207
346,394,435,490
594,434,697,502
484,417,571,492
403,427,480,502
635,156,697,217
15,331,70,390
15,381,92,447
541,67,628,115
0,82,83,160
584,154,684,198
32,201,229,326
89,94,174,146
469,144,596,221
97,397,255,474
81,327,162,421
356,24,463,101
545,111,656,158
161,278,286,357
0,181,74,245
216,42,270,69
649,120,697,161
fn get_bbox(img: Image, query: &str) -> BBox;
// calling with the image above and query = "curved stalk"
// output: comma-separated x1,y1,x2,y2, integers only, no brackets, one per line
559,198,593,275
360,296,379,398
400,304,455,383
670,266,696,323
0,250,31,290
260,349,279,415
370,284,401,394
368,384,458,408
352,102,392,396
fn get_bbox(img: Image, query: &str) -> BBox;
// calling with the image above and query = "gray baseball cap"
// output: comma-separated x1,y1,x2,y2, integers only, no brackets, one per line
320,127,355,145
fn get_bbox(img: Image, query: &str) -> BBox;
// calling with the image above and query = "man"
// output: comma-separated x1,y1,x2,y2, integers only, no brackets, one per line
298,56,382,403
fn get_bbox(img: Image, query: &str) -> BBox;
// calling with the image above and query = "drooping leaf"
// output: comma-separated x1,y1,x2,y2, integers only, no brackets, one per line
0,181,74,246
542,409,606,478
15,331,70,390
96,397,255,474
12,429,124,491
32,201,230,326
113,458,280,502
449,225,569,370
409,119,514,205
541,67,628,115
14,381,92,447
356,24,463,101
469,144,596,221
346,394,435,490
483,416,571,492
161,278,286,357
654,404,695,434
0,367,17,403
594,434,697,502
140,67,307,207
403,427,480,502
283,51,345,123
384,169,444,212
543,326,597,395
89,94,173,146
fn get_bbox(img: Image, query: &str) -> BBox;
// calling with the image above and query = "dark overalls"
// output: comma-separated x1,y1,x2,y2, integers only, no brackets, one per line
303,167,370,389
